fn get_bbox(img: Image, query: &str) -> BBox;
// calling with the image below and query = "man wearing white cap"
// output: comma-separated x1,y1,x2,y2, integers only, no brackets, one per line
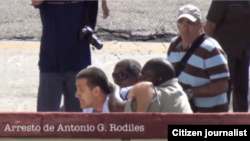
166,5,230,113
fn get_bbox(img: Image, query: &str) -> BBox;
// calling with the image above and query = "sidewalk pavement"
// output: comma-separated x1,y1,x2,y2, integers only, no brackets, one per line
0,41,168,112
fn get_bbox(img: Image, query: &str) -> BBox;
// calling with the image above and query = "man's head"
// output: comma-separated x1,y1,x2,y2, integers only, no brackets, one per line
75,67,110,109
177,5,202,39
140,58,175,86
112,59,142,88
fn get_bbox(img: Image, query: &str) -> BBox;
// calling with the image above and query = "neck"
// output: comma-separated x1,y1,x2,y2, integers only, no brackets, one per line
181,32,201,50
93,94,107,111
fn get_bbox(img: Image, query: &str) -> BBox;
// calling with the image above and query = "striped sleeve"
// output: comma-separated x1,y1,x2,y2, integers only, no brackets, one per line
167,36,181,62
204,48,229,81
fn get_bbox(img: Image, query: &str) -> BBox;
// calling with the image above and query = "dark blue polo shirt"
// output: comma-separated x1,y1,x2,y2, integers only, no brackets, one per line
34,1,98,73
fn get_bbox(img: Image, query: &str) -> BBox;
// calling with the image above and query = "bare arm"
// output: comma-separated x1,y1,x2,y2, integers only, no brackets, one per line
108,82,126,112
186,45,229,99
203,21,216,37
101,0,109,19
31,0,44,6
204,1,227,37
127,82,154,112
188,79,228,99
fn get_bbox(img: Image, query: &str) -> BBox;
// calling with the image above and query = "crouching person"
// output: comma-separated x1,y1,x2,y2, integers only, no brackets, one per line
109,58,193,113
75,67,111,113
112,59,142,100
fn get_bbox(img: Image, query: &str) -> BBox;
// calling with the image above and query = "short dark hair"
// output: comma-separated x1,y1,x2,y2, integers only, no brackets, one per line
115,59,142,75
76,67,110,94
143,58,175,81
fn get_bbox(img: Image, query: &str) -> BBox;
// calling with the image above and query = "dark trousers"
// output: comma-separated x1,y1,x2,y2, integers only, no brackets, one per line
227,51,249,112
87,0,99,30
37,71,82,112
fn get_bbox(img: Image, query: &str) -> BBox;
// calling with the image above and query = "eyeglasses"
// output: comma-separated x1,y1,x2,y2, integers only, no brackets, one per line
112,71,135,81
177,20,199,26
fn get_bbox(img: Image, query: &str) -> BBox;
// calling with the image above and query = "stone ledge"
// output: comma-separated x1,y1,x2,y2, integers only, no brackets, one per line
0,113,249,138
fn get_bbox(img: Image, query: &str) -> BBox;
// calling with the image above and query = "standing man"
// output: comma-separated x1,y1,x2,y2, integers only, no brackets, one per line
57,0,109,111
31,0,98,112
167,5,230,113
204,1,250,112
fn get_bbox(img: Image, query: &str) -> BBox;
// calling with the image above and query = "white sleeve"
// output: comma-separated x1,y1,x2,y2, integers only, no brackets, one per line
82,108,93,113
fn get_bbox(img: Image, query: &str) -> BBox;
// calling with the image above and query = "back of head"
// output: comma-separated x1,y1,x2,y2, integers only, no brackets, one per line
115,59,142,75
143,58,175,82
76,67,110,94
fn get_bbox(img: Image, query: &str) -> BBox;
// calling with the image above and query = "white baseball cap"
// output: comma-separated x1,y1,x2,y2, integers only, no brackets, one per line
177,4,202,22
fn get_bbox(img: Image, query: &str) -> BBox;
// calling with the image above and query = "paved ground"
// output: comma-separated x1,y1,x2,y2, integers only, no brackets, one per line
0,41,250,112
0,0,249,112
0,0,211,42
0,41,168,112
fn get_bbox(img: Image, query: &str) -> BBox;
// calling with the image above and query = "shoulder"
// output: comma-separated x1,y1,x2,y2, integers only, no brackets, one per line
170,36,181,47
200,36,224,52
171,36,179,43
168,36,181,52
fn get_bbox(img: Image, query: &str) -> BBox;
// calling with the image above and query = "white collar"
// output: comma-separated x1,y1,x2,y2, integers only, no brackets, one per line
82,95,110,113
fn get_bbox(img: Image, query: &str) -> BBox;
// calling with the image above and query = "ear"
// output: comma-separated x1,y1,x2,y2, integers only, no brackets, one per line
93,86,101,96
155,78,162,85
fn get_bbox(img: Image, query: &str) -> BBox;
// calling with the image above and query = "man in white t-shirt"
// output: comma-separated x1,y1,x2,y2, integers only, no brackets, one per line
75,67,111,113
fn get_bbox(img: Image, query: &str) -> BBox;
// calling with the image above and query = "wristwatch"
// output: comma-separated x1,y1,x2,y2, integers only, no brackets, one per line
186,89,193,97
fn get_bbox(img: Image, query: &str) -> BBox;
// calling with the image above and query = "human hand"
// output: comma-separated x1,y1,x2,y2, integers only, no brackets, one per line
102,0,109,19
31,0,44,6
